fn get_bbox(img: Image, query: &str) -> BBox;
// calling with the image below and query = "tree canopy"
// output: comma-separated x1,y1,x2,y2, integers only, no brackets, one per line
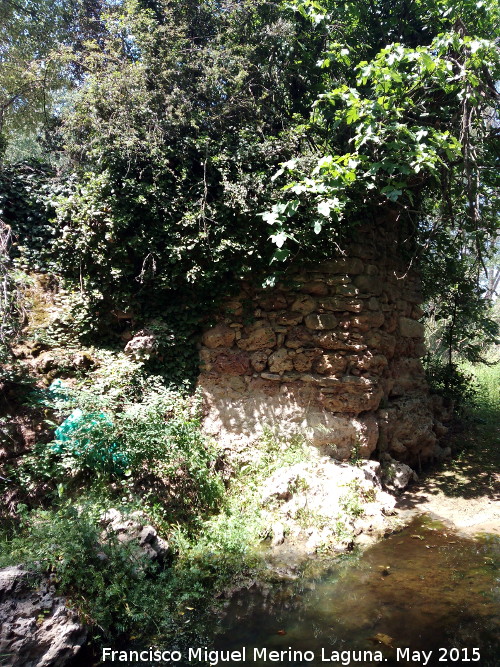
0,0,105,158
1,0,499,364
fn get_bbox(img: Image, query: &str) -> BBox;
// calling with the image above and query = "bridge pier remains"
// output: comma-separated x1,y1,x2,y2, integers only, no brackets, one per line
198,221,450,464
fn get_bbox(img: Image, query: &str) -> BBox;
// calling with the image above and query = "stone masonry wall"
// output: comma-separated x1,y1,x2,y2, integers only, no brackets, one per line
198,222,449,465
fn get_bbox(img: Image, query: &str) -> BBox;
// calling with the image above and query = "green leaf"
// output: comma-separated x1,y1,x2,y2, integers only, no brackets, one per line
284,199,300,216
271,248,291,262
346,107,360,125
270,231,288,248
261,211,281,225
317,200,331,217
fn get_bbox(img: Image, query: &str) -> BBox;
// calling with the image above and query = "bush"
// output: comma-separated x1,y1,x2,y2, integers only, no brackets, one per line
8,382,224,525
0,502,161,637
424,358,478,415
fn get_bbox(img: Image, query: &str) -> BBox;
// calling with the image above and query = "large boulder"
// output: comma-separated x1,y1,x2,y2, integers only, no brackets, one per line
124,329,157,360
381,459,418,494
0,566,87,667
259,459,397,556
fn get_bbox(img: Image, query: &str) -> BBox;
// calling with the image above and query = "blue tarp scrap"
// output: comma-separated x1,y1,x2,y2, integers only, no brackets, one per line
51,408,129,472
47,378,71,402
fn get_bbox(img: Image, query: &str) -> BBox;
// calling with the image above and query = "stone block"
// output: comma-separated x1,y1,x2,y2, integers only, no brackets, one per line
321,258,364,274
257,293,288,310
396,299,408,312
349,312,385,331
414,342,427,357
291,295,317,315
334,284,360,296
314,353,348,375
399,317,424,338
382,312,399,333
412,305,425,319
260,372,282,381
318,297,363,313
237,321,276,351
224,300,243,316
383,284,400,302
250,351,269,372
319,377,384,414
285,326,315,349
300,281,329,295
271,310,304,327
268,348,294,373
350,353,388,375
353,274,383,295
292,348,323,372
211,350,251,375
202,324,236,349
365,330,396,358
305,313,338,330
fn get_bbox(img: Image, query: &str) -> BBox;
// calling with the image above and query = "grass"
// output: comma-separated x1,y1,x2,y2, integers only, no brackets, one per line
467,362,500,417
426,361,500,500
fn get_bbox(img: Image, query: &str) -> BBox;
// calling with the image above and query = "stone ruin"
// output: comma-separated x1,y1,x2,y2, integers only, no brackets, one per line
198,220,451,465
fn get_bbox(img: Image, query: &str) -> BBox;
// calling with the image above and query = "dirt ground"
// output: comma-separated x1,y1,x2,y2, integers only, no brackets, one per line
396,418,500,536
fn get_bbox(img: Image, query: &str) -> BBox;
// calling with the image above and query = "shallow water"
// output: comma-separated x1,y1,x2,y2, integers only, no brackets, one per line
210,517,499,667
94,516,499,666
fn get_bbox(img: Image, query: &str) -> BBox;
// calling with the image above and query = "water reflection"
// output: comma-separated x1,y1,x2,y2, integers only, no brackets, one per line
93,517,499,667
214,517,499,667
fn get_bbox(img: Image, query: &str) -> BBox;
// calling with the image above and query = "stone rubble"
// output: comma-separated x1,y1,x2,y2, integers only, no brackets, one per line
100,508,169,562
257,458,405,559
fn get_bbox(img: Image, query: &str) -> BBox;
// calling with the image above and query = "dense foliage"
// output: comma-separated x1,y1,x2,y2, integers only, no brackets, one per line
267,0,499,254
1,2,499,653
0,0,497,372
0,352,306,643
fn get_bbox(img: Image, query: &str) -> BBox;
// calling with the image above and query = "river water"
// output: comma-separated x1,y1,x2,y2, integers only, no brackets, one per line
210,517,499,667
93,516,499,667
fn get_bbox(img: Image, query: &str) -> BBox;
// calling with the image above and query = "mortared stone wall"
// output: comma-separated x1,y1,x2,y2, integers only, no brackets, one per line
198,222,450,465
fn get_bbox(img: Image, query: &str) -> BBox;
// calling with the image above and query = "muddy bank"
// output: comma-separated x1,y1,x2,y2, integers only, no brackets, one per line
397,472,499,536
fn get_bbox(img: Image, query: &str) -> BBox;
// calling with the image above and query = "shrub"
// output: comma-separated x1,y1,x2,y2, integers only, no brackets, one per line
0,502,161,637
8,383,224,525
424,358,478,415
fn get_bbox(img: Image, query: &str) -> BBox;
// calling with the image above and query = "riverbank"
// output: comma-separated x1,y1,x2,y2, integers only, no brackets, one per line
213,514,500,667
396,364,499,537
1,357,498,666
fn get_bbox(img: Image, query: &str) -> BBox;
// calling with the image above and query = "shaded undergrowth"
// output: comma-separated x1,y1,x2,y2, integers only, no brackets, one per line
418,362,499,501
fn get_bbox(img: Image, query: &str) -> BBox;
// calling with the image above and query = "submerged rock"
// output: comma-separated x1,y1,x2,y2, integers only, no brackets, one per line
0,566,87,667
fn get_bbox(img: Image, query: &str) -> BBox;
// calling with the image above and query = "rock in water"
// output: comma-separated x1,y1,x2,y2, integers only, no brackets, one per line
0,566,87,667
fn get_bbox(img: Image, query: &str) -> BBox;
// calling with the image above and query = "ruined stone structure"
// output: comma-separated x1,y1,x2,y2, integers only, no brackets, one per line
199,220,450,465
